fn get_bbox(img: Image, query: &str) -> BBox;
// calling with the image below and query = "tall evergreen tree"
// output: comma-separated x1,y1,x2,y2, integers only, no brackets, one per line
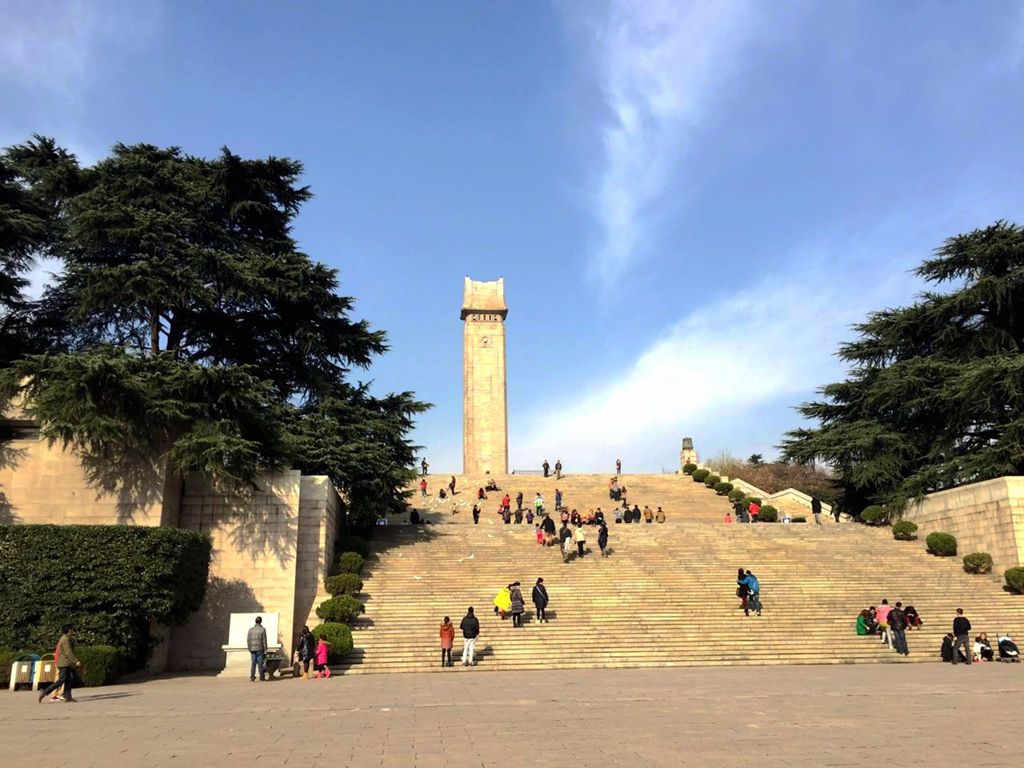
781,221,1024,511
0,139,426,523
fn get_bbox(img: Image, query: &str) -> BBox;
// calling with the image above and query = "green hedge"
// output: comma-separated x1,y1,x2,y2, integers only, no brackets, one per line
860,506,888,526
334,551,364,575
0,525,211,669
926,531,957,556
0,647,16,686
682,463,697,475
325,573,364,596
704,474,721,488
713,481,733,496
962,552,993,574
76,645,124,686
728,488,745,502
692,469,710,483
758,505,778,523
311,622,354,663
316,595,365,624
1005,567,1024,594
892,520,918,540
335,535,371,559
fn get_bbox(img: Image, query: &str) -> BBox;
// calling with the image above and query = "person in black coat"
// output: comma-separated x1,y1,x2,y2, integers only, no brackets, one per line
532,578,550,623
632,504,642,523
297,625,316,679
597,522,609,557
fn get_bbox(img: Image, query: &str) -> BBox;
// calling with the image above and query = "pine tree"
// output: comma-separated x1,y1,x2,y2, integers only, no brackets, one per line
1,139,427,523
781,221,1024,511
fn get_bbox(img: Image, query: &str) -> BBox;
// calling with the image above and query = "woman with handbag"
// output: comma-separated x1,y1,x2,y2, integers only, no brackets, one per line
297,626,315,680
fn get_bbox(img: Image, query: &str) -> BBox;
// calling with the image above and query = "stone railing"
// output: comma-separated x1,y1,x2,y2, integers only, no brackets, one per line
694,464,833,517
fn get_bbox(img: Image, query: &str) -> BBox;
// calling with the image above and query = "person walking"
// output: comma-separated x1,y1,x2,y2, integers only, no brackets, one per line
421,457,429,476
574,523,587,558
655,507,666,523
449,476,457,495
472,504,480,524
510,582,525,627
952,608,972,665
37,626,82,704
833,504,841,523
532,578,549,623
890,601,910,656
559,521,573,562
460,607,480,666
616,458,622,474
736,568,750,615
440,616,455,667
554,488,563,512
542,459,550,478
297,625,316,679
516,491,524,511
247,616,268,681
876,599,892,648
534,492,544,516
597,521,609,557
632,504,642,524
740,570,761,616
643,505,653,524
420,478,428,497
554,459,562,479
811,497,822,525
314,634,331,678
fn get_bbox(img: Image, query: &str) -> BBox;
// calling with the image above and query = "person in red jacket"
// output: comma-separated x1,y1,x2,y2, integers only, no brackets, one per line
439,617,455,668
748,500,761,523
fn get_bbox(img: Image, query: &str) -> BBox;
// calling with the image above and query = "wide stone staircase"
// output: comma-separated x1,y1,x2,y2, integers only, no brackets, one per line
405,472,740,524
332,511,1024,674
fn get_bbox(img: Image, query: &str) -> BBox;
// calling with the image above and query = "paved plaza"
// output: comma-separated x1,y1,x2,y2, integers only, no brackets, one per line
2,663,1023,767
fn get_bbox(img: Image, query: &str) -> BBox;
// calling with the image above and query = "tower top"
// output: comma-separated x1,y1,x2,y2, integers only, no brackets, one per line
461,276,508,320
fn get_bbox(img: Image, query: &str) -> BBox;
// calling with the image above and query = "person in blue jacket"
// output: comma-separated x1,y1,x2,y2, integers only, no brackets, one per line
740,570,762,616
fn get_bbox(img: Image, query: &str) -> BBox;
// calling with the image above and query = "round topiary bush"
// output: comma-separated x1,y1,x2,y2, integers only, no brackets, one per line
925,531,958,557
713,481,733,496
728,488,745,502
1004,567,1024,594
335,535,371,559
892,520,918,541
325,573,364,596
75,646,124,687
335,551,364,575
316,594,366,624
758,505,779,522
683,463,697,475
704,474,721,488
962,552,994,574
310,622,354,663
692,469,710,483
859,506,888,526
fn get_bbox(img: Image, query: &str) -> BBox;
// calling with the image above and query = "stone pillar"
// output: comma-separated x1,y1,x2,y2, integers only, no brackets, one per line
462,277,509,475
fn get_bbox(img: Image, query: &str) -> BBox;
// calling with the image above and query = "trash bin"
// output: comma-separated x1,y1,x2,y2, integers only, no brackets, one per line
8,654,40,692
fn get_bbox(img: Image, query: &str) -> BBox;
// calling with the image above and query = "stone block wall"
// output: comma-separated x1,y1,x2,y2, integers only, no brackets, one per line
292,476,342,647
169,470,302,671
903,476,1024,572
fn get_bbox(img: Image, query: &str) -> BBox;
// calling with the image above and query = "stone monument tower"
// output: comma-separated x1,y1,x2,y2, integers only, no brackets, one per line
461,277,508,475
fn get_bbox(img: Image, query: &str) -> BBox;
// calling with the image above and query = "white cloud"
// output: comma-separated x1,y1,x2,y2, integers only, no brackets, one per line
0,0,161,98
512,238,922,472
584,0,763,285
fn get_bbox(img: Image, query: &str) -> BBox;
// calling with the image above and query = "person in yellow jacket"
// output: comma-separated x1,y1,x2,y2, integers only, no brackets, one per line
493,585,512,619
574,523,587,558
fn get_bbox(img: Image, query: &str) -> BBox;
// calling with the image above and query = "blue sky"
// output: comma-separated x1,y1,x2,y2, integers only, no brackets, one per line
4,1,1024,472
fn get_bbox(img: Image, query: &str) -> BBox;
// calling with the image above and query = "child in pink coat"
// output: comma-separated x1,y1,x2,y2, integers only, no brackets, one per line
315,636,331,678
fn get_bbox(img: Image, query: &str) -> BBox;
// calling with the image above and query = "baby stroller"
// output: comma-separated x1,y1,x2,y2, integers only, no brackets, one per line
997,635,1020,662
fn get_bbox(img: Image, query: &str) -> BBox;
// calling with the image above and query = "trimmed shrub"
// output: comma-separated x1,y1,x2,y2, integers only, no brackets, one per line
334,551,365,575
892,520,918,541
925,532,958,557
1005,567,1024,594
758,505,778,523
75,645,124,687
325,573,364,596
962,552,994,574
713,481,733,496
0,525,211,669
682,463,697,475
311,622,354,663
692,469,710,483
704,474,721,488
335,535,371,559
727,488,745,503
859,506,888,526
316,595,365,624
